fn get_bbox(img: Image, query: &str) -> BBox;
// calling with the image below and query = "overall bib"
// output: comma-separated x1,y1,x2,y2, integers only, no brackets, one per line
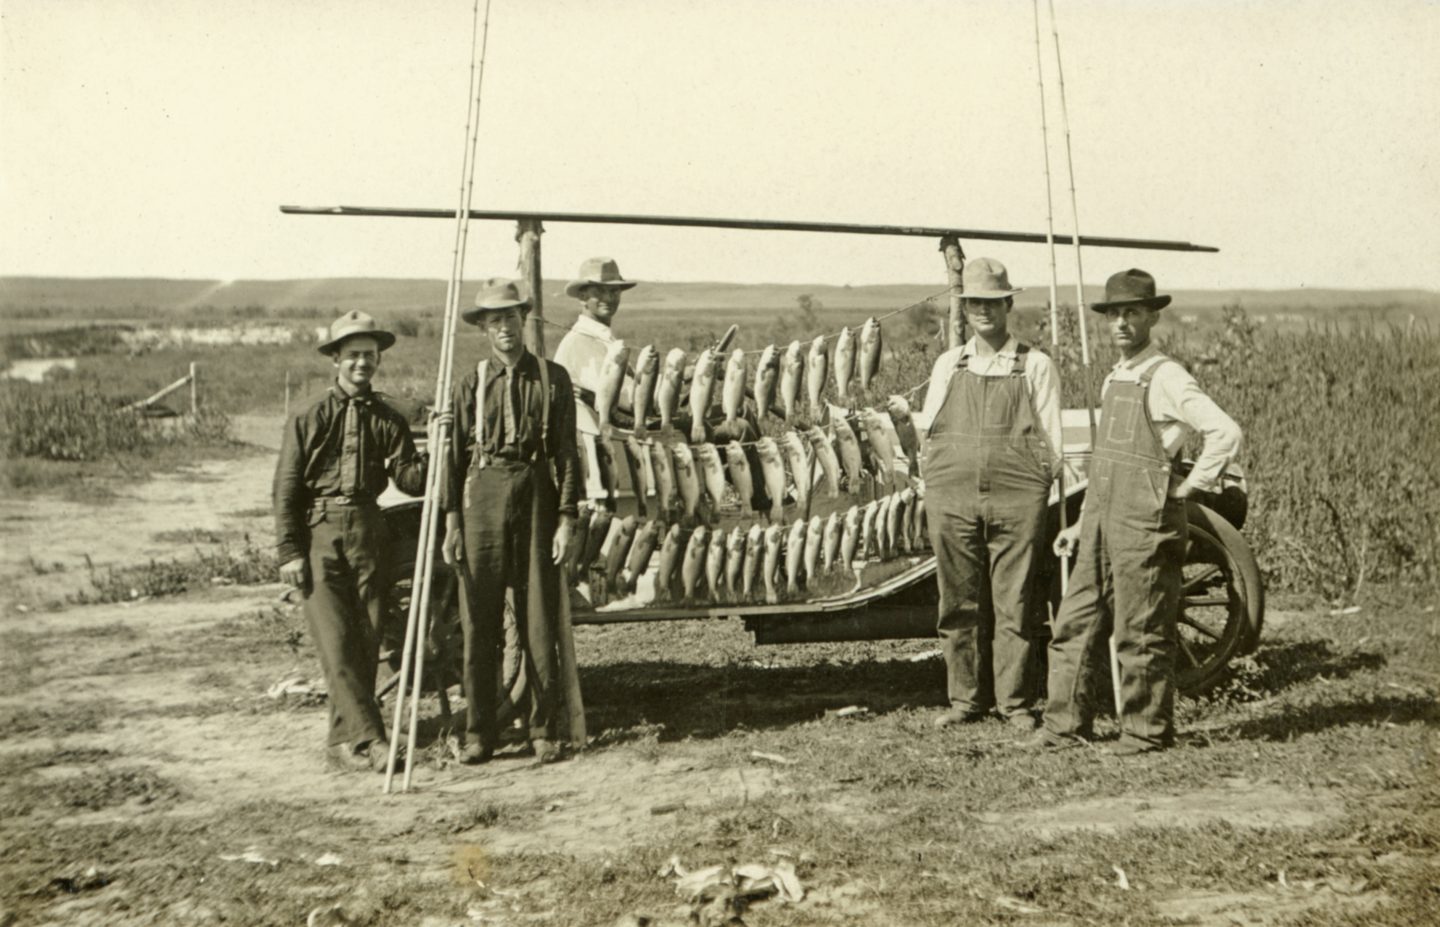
1044,355,1188,749
922,347,1053,718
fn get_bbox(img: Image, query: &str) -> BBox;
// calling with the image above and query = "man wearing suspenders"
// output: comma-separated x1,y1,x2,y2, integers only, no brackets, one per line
441,280,581,765
915,259,1065,731
1034,269,1242,755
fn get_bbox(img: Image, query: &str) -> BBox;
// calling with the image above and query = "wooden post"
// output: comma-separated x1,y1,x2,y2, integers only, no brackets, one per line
284,370,291,417
940,236,967,350
517,218,546,356
189,362,199,415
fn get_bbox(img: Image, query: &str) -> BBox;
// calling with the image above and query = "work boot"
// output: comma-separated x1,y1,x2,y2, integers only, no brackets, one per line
531,738,562,765
1019,729,1088,751
460,740,494,765
1005,712,1041,733
1105,739,1165,757
367,740,404,773
932,707,989,729
327,742,373,772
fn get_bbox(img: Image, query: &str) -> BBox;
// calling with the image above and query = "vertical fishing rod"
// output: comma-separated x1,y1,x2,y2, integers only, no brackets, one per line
385,0,495,794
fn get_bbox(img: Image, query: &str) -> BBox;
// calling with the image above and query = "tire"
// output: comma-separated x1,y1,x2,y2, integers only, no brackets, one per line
1176,502,1265,693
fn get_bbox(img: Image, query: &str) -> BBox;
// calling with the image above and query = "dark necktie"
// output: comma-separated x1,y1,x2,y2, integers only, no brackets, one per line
339,398,361,495
502,366,518,449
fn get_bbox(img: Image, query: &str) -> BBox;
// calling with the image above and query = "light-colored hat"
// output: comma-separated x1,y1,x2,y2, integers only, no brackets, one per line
565,257,637,299
1091,268,1172,313
463,278,531,325
960,257,1023,300
317,310,396,355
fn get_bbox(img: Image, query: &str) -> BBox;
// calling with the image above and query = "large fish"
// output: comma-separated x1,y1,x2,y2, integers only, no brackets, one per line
780,430,811,510
693,442,728,514
895,488,916,554
874,495,892,560
654,523,684,601
722,348,747,429
605,516,638,588
619,519,659,593
831,414,867,489
754,437,787,522
671,442,702,518
806,335,828,421
840,504,860,568
821,511,842,573
860,407,897,489
858,316,882,391
593,437,618,502
656,348,687,431
753,344,780,421
594,340,630,438
883,493,904,560
624,435,652,502
631,344,659,436
887,395,920,465
762,524,783,603
779,340,805,421
563,504,594,576
806,425,841,499
832,326,856,402
582,509,613,569
688,346,720,444
785,519,807,594
742,524,764,600
706,528,727,601
681,526,708,600
914,497,929,551
649,440,677,517
804,515,824,587
724,441,754,513
724,525,746,596
860,500,879,560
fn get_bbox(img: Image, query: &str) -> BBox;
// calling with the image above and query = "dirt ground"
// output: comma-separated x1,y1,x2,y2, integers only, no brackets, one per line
1,423,1436,926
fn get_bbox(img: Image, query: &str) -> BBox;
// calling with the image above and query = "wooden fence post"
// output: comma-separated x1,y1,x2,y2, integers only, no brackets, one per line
940,236,967,350
189,362,199,415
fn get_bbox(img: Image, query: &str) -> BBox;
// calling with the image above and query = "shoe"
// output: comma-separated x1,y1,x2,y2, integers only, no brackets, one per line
328,742,374,772
1105,740,1164,757
1019,729,1087,751
368,740,405,773
531,738,562,765
460,741,494,765
1006,713,1041,732
933,707,990,729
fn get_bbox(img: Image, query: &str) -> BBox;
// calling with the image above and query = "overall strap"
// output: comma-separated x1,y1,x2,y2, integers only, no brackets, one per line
1009,342,1030,376
474,359,489,470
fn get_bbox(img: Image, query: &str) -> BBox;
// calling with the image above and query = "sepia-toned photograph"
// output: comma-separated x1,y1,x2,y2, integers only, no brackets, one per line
2,1,1436,924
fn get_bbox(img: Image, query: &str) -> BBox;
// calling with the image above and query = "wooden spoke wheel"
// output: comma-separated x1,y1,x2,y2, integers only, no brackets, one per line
1175,502,1265,694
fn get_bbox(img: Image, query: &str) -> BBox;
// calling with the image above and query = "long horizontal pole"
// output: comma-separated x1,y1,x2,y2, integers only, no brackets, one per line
279,205,1218,253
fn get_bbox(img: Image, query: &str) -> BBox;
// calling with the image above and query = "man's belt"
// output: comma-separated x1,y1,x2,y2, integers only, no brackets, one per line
309,494,378,510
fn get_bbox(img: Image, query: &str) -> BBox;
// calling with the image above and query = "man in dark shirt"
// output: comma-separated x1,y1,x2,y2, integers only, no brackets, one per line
441,279,581,765
273,310,428,772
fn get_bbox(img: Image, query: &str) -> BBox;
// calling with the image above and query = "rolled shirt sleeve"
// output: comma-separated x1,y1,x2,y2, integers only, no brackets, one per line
913,348,960,435
272,413,309,565
1025,349,1066,473
1149,363,1243,494
547,362,582,518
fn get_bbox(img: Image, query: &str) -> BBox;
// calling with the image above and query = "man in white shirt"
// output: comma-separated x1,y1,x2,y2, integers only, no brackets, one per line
917,258,1065,731
1032,268,1242,755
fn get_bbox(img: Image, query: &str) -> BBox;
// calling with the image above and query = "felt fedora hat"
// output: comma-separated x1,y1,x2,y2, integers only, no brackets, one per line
565,257,637,299
1091,268,1172,312
463,277,531,325
960,257,1024,299
317,310,396,355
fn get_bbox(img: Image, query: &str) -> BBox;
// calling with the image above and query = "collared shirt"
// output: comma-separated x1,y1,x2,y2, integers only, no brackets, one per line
915,334,1065,470
272,383,426,564
1099,341,1242,494
443,348,581,518
552,314,635,436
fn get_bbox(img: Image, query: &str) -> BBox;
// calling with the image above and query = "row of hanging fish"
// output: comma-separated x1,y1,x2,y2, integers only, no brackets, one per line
591,317,885,439
563,489,931,605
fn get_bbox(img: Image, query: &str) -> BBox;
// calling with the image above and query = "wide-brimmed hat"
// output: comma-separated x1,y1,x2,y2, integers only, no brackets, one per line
565,257,637,299
1091,268,1172,312
317,310,396,355
463,278,531,325
960,257,1023,300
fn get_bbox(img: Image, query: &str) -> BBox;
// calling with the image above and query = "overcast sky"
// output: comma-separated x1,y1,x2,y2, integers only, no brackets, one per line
2,0,1438,292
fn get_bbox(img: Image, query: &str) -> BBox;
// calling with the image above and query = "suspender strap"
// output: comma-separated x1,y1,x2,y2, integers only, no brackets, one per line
1010,343,1030,376
474,359,489,470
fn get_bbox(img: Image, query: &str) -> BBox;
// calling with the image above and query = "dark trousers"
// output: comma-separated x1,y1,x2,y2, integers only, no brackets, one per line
928,494,1047,717
458,460,560,748
302,504,388,747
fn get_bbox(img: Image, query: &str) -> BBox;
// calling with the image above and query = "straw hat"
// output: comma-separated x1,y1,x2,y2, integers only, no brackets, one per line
317,310,396,355
960,257,1023,300
462,278,531,325
1091,268,1172,312
565,257,637,299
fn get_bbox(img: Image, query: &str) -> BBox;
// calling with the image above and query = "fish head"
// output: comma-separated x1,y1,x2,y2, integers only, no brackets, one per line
663,348,687,376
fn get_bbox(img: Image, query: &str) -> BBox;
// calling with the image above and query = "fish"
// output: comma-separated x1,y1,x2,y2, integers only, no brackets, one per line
681,526,708,600
860,407,897,489
840,504,860,568
887,395,920,465
742,524,764,600
753,344,780,421
806,425,841,499
653,523,684,601
563,504,593,576
593,437,617,501
821,511,842,573
831,414,867,490
649,440,677,517
860,500,879,560
724,441,755,513
762,524,783,603
754,437,788,522
722,348,747,428
694,442,729,514
671,442,702,517
594,340,630,438
832,326,856,402
582,509,613,569
858,316,882,391
605,516,638,588
779,340,805,421
804,515,824,586
631,344,659,435
785,519,807,594
656,348,687,431
806,335,828,420
706,528,727,601
914,497,929,550
780,430,811,511
619,519,660,593
689,346,719,443
884,492,904,559
624,435,652,502
874,495,892,560
724,525,746,596
896,488,916,553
